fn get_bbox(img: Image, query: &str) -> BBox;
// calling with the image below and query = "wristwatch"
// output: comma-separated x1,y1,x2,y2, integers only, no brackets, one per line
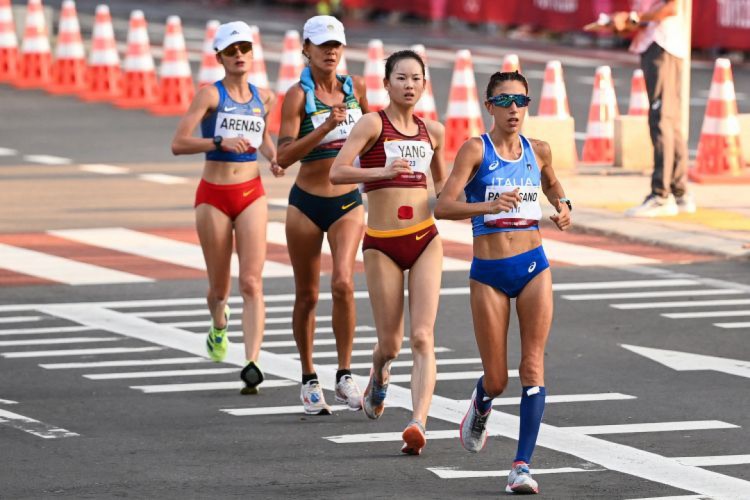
628,10,640,24
212,135,223,150
559,197,573,212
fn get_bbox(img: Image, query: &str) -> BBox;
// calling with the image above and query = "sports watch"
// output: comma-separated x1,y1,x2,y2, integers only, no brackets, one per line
212,136,223,150
559,197,573,212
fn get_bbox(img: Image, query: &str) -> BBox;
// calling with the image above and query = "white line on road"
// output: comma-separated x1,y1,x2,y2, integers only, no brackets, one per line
663,310,750,319
22,154,72,165
40,357,209,370
221,405,351,416
0,337,120,347
390,370,485,383
0,316,41,323
254,325,376,337
426,466,603,479
0,326,95,336
135,306,294,318
84,368,237,380
0,147,18,156
714,321,750,329
612,299,750,310
163,316,331,329
674,455,750,467
0,398,18,404
263,337,380,348
79,164,130,175
308,347,452,359
486,393,636,406
0,408,78,439
325,429,458,444
320,357,483,370
131,379,296,393
2,346,162,358
563,420,738,435
553,279,698,291
563,289,745,301
138,173,188,185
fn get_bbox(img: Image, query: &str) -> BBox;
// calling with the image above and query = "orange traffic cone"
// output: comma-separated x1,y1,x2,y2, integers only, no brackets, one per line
628,69,648,116
411,44,437,121
444,49,484,162
248,25,269,88
538,60,570,118
80,4,121,102
150,15,194,116
198,20,223,87
0,0,19,83
501,53,521,73
15,0,51,89
581,65,619,164
365,39,388,112
115,10,157,109
336,51,348,75
266,30,303,134
48,0,85,95
690,58,749,183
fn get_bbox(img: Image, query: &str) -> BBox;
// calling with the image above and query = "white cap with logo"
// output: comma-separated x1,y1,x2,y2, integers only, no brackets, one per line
302,15,346,46
213,21,253,52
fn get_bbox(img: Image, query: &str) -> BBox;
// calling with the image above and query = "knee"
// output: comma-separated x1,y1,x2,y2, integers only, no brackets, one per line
295,287,319,311
238,275,263,300
330,277,354,302
409,327,434,354
377,338,401,361
482,374,509,398
206,287,229,304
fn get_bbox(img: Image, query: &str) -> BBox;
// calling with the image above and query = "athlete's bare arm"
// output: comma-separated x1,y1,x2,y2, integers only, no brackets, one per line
258,88,279,170
352,75,370,114
425,120,447,195
533,139,571,231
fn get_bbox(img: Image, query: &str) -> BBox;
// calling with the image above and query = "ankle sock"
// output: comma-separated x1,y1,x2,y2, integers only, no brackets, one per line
474,376,493,413
302,372,318,385
336,369,351,384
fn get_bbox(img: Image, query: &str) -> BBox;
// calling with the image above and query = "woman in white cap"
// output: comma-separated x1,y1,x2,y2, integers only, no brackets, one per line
171,21,282,395
276,16,369,415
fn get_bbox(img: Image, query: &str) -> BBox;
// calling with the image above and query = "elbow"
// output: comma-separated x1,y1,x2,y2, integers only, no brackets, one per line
433,203,446,220
329,168,344,185
170,140,183,156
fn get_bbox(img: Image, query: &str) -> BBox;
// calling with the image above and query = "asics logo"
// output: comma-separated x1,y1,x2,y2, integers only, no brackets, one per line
341,201,357,210
310,393,320,403
528,261,536,273
242,189,255,197
488,160,500,171
416,231,431,241
224,106,237,112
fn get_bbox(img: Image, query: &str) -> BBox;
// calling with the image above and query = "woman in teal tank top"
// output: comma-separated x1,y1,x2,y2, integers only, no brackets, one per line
276,16,370,415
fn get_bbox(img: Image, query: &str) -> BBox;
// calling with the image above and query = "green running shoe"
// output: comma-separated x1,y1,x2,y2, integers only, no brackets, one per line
206,305,230,362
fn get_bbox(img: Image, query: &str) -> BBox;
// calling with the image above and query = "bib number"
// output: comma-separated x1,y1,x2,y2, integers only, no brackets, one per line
311,108,363,146
483,185,542,227
383,140,434,174
214,112,265,148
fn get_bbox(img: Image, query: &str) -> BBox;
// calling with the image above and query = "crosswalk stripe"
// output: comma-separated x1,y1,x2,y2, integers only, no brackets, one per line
612,298,750,310
0,326,95,336
1,346,162,358
713,321,750,329
325,429,458,444
662,310,750,319
673,455,750,467
625,496,708,500
0,408,79,439
0,398,18,404
0,243,152,285
562,420,738,435
563,289,745,301
164,316,332,329
389,370,485,383
0,337,120,347
135,306,294,318
40,357,209,369
487,393,636,406
308,347,451,358
426,466,603,479
553,279,698,291
221,405,351,416
262,336,380,348
236,325,376,337
84,368,237,380
320,357,483,370
49,227,294,278
131,379,296,393
22,154,72,165
0,316,42,324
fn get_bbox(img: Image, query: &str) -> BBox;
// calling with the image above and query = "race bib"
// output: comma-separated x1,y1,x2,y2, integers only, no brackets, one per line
311,108,363,146
483,185,542,227
214,112,265,147
383,140,434,174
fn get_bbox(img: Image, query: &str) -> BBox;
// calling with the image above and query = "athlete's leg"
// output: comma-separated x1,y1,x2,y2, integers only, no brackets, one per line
405,237,442,425
286,205,324,374
233,197,269,362
326,206,364,371
195,204,234,330
469,280,512,398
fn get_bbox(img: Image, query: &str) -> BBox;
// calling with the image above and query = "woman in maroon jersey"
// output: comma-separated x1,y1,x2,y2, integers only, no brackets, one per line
330,49,447,456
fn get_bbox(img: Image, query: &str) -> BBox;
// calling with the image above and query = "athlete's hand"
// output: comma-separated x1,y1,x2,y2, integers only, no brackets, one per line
269,161,285,178
324,103,348,131
222,137,251,153
487,188,521,214
550,202,571,231
382,158,413,179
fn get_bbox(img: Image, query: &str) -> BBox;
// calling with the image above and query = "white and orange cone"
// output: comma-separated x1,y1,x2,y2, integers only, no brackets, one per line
411,44,437,121
48,0,85,95
0,0,19,83
537,60,570,118
266,30,303,134
501,53,521,73
690,58,748,183
628,69,649,116
364,39,388,112
444,49,484,162
15,0,51,89
248,25,269,88
80,4,121,102
581,65,619,164
198,20,223,87
150,16,194,116
115,10,157,109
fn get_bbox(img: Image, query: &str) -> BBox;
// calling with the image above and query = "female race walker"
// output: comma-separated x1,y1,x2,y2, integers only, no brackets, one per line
171,21,282,395
276,16,369,415
434,71,572,494
330,50,447,455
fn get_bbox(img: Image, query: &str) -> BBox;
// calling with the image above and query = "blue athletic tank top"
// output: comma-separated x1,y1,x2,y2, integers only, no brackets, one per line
464,133,542,237
201,81,265,162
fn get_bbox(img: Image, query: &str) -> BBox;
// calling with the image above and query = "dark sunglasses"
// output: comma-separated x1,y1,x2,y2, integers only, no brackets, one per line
488,93,531,108
220,41,253,57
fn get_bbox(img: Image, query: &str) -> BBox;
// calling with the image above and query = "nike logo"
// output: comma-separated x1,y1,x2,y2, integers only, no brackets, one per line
242,189,255,197
488,160,500,171
224,106,237,112
528,261,537,273
341,201,357,210
415,231,431,241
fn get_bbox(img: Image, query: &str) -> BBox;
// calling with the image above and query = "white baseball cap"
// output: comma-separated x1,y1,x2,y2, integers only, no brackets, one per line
213,21,253,52
302,15,346,46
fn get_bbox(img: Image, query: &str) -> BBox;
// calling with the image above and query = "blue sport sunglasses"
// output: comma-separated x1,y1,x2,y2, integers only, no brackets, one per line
488,93,531,108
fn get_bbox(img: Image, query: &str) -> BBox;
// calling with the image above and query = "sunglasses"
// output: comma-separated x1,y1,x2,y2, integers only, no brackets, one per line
220,41,253,57
488,93,531,108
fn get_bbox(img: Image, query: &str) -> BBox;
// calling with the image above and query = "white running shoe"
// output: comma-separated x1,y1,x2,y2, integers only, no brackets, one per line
505,462,539,494
675,193,697,214
334,374,362,410
625,194,678,218
300,380,332,415
459,388,491,453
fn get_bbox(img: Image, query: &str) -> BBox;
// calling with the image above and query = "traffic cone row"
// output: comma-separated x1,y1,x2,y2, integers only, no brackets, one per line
48,0,85,94
538,60,570,119
581,65,619,164
411,44,437,121
198,20,223,87
16,0,51,89
151,15,193,116
80,4,120,102
267,30,303,134
365,39,388,112
116,9,157,109
444,49,484,162
0,0,18,83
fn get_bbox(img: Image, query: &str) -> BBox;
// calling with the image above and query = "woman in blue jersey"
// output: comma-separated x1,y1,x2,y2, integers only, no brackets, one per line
434,71,571,494
171,21,281,394
276,16,369,415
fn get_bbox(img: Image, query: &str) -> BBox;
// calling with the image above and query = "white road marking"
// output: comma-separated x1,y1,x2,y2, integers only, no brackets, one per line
320,357,483,370
563,289,745,301
255,325,376,337
0,147,18,156
22,154,72,165
612,299,750,310
0,316,42,324
0,243,152,285
0,337,120,347
563,420,738,435
426,466,603,479
0,398,18,404
553,279,698,291
131,380,296,393
262,337,380,348
714,321,750,329
308,347,451,359
0,326,95,336
50,227,295,278
390,370,485,383
0,408,78,439
163,316,331,329
135,306,294,318
484,393,636,406
138,173,188,185
325,429,458,444
2,346,162,358
40,357,209,370
84,368,237,380
79,164,130,175
663,310,750,319
627,496,712,500
221,405,350,416
623,344,750,380
674,455,750,467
